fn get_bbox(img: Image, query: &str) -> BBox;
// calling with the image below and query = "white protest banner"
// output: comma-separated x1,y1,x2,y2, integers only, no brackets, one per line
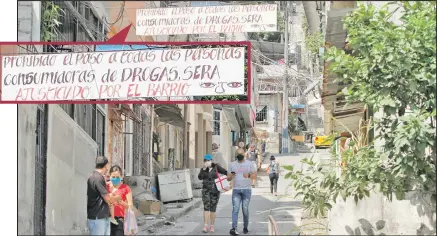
1,47,245,101
136,4,277,36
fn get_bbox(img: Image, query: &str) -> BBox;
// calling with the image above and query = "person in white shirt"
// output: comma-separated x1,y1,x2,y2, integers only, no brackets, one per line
227,149,257,235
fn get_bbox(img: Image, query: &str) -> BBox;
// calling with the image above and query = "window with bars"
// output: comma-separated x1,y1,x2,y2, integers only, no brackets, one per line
213,110,220,135
49,1,107,42
75,104,95,137
256,106,268,122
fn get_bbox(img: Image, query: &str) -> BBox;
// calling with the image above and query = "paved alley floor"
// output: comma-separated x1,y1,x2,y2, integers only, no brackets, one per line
148,154,309,235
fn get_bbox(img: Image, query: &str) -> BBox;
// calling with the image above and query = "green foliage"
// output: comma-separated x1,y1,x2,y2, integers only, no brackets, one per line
284,157,334,218
288,113,298,134
305,32,324,55
302,16,324,55
285,2,436,218
41,1,64,41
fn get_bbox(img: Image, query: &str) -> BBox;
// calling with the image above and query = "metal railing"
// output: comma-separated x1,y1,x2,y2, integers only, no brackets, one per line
268,215,280,235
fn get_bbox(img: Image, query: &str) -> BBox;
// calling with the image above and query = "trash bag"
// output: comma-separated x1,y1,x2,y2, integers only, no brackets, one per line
124,208,138,235
131,205,143,218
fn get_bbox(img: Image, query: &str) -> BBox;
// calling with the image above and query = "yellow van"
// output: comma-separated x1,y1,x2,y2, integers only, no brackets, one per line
314,133,333,149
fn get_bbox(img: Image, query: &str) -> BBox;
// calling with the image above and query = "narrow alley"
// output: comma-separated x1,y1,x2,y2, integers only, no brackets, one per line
11,1,436,236
143,154,309,235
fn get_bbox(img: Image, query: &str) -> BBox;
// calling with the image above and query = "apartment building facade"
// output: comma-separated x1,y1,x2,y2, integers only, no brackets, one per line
16,1,114,234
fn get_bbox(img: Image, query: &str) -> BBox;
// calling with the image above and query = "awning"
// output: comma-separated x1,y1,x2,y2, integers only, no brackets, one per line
291,104,305,109
238,105,253,129
252,128,269,140
301,80,320,97
223,108,240,132
110,104,141,123
154,105,184,128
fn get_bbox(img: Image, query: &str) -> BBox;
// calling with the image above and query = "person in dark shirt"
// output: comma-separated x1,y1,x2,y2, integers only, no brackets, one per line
198,154,229,233
87,156,121,236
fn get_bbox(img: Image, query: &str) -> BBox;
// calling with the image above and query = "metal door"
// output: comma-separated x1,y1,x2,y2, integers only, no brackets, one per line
34,105,48,235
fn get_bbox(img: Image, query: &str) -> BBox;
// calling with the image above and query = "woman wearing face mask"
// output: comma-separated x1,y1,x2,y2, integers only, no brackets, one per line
108,165,133,236
198,154,228,233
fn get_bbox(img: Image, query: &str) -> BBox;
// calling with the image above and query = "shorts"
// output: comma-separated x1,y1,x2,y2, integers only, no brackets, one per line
201,188,220,212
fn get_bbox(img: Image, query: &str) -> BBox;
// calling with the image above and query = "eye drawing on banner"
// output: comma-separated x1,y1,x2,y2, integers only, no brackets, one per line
200,82,215,89
199,81,244,94
227,82,243,88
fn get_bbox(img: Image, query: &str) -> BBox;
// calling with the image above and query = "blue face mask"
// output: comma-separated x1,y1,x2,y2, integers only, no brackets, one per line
110,177,121,185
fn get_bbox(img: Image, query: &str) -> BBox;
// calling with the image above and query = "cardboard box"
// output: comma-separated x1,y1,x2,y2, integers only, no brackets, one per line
138,200,161,215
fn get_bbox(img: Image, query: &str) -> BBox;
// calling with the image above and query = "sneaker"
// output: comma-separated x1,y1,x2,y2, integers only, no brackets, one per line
230,228,240,235
243,228,249,234
110,218,118,225
203,225,209,233
210,225,215,233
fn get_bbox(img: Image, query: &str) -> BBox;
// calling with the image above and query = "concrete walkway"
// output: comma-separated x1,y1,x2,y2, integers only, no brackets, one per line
137,198,203,234
147,154,307,235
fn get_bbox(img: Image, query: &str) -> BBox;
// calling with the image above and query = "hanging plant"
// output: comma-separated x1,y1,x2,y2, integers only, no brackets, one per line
41,1,64,42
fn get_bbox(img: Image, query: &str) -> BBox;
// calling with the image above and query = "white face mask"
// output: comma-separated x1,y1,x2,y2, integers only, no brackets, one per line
271,160,275,164
205,161,212,167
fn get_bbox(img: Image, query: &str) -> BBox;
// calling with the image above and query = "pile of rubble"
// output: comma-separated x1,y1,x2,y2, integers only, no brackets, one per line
190,168,203,198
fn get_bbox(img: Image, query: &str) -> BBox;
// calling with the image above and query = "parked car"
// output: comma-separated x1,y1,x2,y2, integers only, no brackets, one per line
314,133,333,149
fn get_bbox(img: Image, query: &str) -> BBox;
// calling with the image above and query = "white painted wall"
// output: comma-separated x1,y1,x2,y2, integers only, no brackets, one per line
329,192,436,235
256,95,280,133
254,94,282,154
212,111,233,167
46,105,98,234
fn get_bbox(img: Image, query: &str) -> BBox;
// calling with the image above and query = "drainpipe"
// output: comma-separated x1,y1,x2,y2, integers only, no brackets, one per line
149,105,155,176
182,104,189,169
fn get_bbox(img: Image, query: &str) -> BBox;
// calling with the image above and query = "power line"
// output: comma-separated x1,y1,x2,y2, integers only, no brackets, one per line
103,1,125,25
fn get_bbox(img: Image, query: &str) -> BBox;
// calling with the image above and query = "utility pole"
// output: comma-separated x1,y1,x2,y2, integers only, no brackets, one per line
282,1,290,154
306,52,313,132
